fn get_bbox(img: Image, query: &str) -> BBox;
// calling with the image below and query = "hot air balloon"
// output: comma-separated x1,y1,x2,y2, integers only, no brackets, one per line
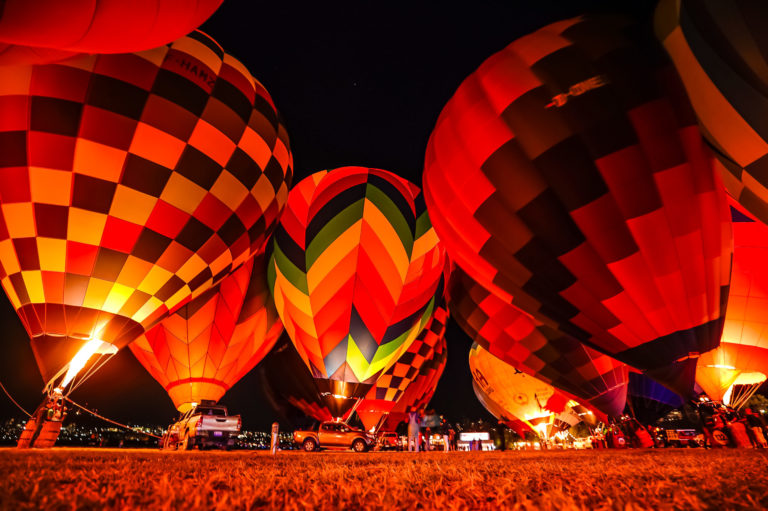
381,325,447,432
355,304,448,432
424,15,733,397
473,381,550,439
269,167,445,417
695,200,768,406
469,342,583,439
129,253,282,412
0,0,223,65
0,31,292,393
625,371,684,425
655,0,768,224
258,336,344,424
448,266,627,418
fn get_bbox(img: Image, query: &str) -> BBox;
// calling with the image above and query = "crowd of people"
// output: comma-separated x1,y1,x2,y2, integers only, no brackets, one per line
695,400,768,448
587,401,768,449
393,399,768,452
406,408,457,451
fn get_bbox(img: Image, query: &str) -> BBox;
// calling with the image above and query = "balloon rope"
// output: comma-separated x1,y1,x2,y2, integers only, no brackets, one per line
0,379,32,418
64,396,162,439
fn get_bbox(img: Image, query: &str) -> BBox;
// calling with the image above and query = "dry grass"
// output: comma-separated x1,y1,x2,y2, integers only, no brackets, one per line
1,448,767,510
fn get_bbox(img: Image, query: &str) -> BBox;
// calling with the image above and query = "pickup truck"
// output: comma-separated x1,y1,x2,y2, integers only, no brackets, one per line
162,401,241,450
294,421,375,452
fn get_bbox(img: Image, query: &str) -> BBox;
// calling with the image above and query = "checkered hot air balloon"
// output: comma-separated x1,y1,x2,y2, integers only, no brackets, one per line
129,253,283,412
0,31,292,387
695,199,768,403
423,15,733,397
355,304,448,432
381,326,447,432
469,342,584,439
0,0,223,65
656,0,768,225
448,266,627,418
269,167,445,416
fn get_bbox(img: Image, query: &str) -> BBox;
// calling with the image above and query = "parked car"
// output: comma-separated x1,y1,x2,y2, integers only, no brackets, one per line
294,421,375,452
377,431,401,451
162,400,241,450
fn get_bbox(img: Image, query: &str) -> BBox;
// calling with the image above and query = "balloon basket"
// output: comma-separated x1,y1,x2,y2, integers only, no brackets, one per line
17,418,62,449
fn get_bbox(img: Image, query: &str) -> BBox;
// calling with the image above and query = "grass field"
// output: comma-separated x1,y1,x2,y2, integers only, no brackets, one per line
1,448,767,510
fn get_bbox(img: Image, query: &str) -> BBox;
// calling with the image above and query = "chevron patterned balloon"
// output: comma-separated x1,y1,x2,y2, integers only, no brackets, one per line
129,253,283,412
269,167,445,410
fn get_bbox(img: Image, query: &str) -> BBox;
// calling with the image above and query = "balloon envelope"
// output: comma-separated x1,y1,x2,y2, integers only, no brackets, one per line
130,253,283,412
448,266,627,418
258,336,350,423
0,0,222,64
270,167,445,414
626,371,684,424
355,304,448,432
469,342,583,437
656,0,768,224
696,200,768,401
0,31,292,385
424,15,732,396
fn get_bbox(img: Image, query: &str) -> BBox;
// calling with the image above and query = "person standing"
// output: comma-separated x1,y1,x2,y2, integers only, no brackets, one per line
270,421,280,455
407,409,421,452
496,419,507,451
441,418,450,452
745,409,767,448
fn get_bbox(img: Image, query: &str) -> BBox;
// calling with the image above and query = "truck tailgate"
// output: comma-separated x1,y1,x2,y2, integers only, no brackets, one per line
199,416,240,432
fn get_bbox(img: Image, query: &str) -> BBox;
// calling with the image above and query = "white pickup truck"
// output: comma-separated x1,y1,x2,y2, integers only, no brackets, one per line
162,401,241,450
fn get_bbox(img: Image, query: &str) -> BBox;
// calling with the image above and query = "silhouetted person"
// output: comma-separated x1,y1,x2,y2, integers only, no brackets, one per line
496,419,507,451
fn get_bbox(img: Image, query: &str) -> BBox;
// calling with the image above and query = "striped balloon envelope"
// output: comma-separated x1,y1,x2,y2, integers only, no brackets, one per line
355,304,448,432
448,266,627,418
656,0,768,224
423,15,733,397
696,199,768,402
129,253,283,412
0,0,222,65
0,31,292,387
269,167,445,414
469,343,584,439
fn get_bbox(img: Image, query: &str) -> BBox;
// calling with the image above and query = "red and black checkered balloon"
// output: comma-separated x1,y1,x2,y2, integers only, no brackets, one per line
355,304,448,432
0,31,292,384
0,0,223,65
381,322,447,431
424,16,732,397
448,266,627,418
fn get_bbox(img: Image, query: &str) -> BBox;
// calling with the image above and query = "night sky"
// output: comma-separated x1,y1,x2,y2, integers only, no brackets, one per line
0,0,656,430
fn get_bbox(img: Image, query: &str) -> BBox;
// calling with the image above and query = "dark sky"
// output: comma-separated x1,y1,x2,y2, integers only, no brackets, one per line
0,0,655,430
